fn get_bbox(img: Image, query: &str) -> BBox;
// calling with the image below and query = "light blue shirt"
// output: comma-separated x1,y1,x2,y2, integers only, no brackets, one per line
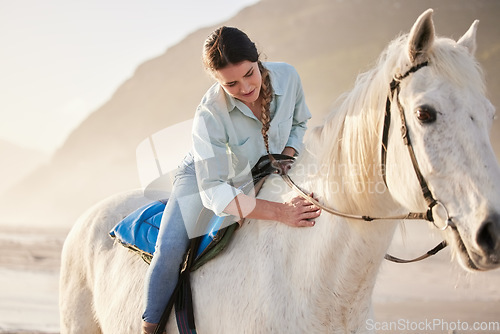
191,62,311,215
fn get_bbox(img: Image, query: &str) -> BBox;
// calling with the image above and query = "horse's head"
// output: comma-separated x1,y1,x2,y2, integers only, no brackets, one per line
385,9,500,271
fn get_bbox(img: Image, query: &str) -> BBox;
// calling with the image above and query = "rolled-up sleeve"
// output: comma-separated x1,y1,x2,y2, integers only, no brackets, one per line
192,106,243,216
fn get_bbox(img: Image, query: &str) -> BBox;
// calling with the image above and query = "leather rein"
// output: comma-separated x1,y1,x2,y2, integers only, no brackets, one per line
270,61,454,263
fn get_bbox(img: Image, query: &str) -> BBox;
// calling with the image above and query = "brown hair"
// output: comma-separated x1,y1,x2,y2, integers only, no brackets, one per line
203,26,274,154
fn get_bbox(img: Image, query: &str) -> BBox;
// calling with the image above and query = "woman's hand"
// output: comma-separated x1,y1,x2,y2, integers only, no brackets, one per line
278,195,321,227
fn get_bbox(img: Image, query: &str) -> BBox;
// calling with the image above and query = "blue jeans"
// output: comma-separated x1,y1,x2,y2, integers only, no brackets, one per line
142,157,203,323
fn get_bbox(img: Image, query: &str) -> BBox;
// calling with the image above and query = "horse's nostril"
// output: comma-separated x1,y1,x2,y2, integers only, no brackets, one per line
477,217,500,256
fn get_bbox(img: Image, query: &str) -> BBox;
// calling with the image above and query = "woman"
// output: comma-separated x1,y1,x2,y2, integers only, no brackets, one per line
142,26,321,333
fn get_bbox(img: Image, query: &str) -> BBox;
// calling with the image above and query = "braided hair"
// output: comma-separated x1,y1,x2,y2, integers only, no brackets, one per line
203,26,274,154
258,61,273,154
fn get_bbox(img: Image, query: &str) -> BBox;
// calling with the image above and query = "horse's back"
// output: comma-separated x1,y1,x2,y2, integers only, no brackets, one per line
59,190,153,334
61,189,150,273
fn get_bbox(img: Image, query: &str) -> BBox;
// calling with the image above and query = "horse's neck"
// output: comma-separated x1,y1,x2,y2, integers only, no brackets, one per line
308,219,395,330
258,149,398,330
256,195,396,331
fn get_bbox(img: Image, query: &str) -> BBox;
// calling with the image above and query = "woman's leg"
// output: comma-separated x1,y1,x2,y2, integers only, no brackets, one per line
142,170,203,325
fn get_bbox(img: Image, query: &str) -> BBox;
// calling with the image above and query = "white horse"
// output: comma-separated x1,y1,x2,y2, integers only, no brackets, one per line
60,9,500,333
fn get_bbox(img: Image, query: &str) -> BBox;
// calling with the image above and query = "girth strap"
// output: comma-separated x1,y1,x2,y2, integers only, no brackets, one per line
154,154,297,334
154,238,199,334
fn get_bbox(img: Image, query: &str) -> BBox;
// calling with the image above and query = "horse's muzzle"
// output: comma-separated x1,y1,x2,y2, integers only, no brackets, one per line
474,213,500,269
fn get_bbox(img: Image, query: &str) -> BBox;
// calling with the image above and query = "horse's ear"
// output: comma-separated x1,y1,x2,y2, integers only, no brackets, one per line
408,9,435,63
457,20,479,55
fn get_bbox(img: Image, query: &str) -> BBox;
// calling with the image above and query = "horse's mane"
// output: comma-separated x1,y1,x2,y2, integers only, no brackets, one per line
305,32,486,213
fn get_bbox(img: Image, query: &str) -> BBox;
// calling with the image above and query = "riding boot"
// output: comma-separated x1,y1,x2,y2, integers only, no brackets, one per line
142,321,166,334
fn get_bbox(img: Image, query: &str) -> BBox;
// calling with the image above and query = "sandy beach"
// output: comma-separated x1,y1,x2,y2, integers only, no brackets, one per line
0,223,499,334
0,226,63,334
372,223,500,333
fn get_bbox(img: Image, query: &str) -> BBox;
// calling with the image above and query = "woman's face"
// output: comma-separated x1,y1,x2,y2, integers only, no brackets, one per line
214,60,262,106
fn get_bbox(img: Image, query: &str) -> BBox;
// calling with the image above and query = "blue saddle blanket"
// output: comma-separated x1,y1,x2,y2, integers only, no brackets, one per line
109,199,230,259
109,200,166,256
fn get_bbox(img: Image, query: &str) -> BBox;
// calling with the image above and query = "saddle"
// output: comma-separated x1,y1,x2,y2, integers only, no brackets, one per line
109,154,294,334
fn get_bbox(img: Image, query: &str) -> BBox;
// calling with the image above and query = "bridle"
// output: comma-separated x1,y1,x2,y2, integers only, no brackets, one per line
271,60,456,263
381,60,455,232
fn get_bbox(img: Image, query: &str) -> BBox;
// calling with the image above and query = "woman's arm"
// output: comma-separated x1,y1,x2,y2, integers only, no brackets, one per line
223,145,316,227
281,146,296,157
224,192,320,227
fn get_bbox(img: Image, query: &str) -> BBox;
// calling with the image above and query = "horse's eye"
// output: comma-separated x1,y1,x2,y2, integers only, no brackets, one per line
415,105,437,123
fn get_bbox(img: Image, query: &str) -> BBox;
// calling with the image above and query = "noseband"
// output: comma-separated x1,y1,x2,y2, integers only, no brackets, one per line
272,60,454,263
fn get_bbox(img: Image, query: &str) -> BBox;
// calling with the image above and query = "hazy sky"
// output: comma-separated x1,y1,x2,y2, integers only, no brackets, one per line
0,0,259,154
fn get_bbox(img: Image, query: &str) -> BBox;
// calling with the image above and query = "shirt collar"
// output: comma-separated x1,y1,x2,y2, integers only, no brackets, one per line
269,64,284,96
224,89,238,112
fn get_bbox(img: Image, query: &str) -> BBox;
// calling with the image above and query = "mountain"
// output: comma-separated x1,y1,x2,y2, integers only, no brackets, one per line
1,0,499,228
0,139,48,195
